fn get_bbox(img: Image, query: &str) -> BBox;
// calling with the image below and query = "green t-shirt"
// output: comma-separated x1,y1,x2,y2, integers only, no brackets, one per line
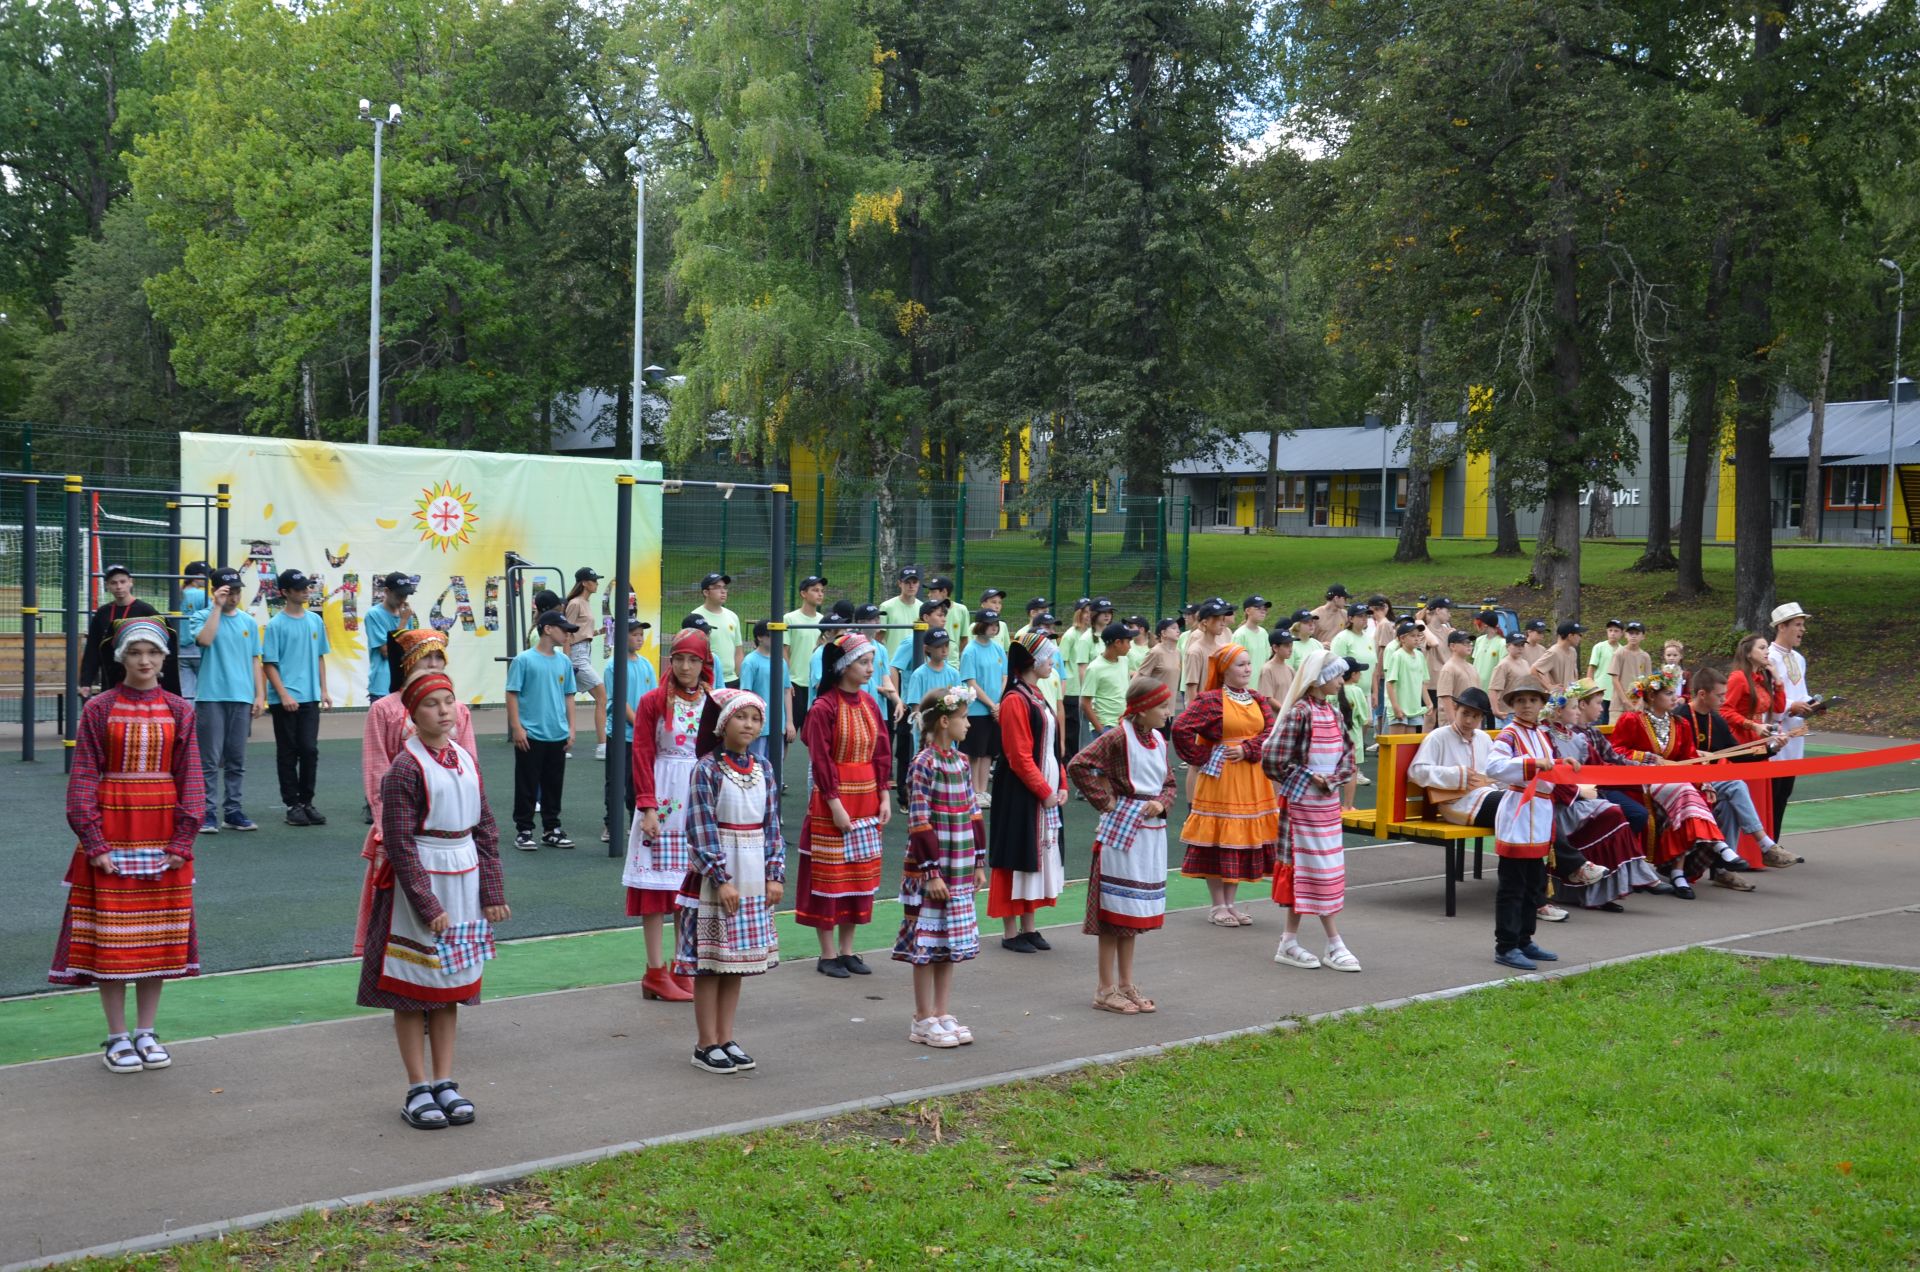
1081,653,1132,730
1287,635,1325,671
781,607,824,680
1472,634,1504,689
691,604,743,684
1056,625,1096,695
1231,622,1270,682
944,601,970,642
1383,644,1429,719
877,594,922,636
1588,637,1618,684
1126,645,1148,675
1329,627,1371,678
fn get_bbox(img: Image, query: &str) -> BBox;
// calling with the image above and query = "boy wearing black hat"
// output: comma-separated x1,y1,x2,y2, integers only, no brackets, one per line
1012,597,1050,644
365,571,419,701
1232,595,1272,684
1587,618,1624,709
1533,620,1585,694
878,565,923,632
982,588,1012,650
1607,621,1651,718
1435,630,1480,727
1469,610,1504,690
177,562,211,699
925,576,967,639
782,574,829,728
81,563,172,696
1057,598,1097,755
1521,618,1550,666
1182,600,1232,698
187,566,267,833
1382,619,1429,730
507,610,579,849
1284,607,1325,671
1312,584,1350,643
262,569,333,826
690,572,743,686
1258,628,1295,703
1081,622,1135,738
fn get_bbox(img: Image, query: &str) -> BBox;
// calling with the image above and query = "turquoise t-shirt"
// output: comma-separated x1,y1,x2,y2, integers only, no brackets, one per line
262,609,330,705
363,604,416,698
739,648,790,737
862,641,894,713
958,638,1008,715
506,646,576,741
185,607,260,704
904,661,965,751
604,653,659,740
178,587,209,662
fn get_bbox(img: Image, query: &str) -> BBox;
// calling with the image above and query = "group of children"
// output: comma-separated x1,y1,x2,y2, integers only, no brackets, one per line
50,563,1820,1122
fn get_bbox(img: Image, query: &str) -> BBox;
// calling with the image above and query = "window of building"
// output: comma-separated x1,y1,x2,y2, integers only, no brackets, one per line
1310,477,1331,527
1393,473,1410,510
1826,465,1884,511
1275,476,1306,511
1773,467,1804,530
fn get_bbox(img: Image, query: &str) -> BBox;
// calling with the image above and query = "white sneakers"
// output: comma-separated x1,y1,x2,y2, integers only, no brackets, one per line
594,742,608,760
909,1016,970,1048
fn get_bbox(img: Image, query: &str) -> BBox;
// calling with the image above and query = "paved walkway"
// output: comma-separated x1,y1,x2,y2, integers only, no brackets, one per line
3,822,1917,1268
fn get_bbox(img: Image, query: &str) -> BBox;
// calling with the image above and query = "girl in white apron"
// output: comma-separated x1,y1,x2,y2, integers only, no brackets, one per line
359,672,509,1129
625,630,715,1002
678,689,785,1075
1068,677,1180,1015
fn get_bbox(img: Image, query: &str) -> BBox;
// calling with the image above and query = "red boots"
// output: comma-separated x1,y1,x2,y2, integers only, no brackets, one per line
641,967,693,1002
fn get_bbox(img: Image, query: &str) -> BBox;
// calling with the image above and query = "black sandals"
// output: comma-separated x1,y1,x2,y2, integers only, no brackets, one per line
431,1079,476,1124
402,1083,450,1129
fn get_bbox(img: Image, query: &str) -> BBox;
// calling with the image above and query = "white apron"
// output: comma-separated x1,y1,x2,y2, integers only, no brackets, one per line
381,737,485,999
1093,724,1170,923
623,693,703,891
1012,702,1066,903
679,758,778,975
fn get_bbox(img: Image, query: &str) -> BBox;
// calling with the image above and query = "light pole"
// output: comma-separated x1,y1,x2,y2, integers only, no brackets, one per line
628,148,645,464
359,99,403,445
1879,258,1904,547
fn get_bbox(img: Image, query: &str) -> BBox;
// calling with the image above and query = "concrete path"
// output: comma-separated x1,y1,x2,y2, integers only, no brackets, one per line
3,823,1917,1268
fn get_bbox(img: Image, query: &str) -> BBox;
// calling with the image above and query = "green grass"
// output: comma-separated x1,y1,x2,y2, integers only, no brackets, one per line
89,950,1920,1270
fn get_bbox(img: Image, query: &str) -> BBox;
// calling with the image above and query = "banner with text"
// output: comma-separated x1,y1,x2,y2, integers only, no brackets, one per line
181,434,663,706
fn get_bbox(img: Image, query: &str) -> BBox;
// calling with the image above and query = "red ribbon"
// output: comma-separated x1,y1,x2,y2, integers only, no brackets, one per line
1533,741,1920,789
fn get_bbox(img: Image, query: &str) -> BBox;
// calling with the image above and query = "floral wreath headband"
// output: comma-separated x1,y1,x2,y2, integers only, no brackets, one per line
1633,670,1679,699
923,685,977,719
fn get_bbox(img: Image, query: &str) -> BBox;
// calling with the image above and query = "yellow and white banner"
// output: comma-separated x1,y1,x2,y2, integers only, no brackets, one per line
180,434,663,705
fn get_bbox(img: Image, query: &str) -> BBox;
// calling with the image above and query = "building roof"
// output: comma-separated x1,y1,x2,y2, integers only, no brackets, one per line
1823,441,1920,467
1171,421,1461,477
1773,390,1920,461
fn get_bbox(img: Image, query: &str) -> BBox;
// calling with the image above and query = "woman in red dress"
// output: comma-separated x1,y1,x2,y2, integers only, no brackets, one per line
51,618,203,1074
796,631,892,977
1610,671,1756,897
1721,634,1794,864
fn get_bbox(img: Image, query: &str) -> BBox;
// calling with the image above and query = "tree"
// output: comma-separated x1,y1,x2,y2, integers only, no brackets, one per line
0,0,155,330
1632,355,1677,569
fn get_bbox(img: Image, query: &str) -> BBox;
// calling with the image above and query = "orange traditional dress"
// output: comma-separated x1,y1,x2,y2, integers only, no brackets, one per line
51,685,203,985
794,686,891,929
1171,645,1279,883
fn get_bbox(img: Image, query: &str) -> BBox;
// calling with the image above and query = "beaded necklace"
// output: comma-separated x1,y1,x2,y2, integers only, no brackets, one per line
1644,709,1673,751
719,750,759,790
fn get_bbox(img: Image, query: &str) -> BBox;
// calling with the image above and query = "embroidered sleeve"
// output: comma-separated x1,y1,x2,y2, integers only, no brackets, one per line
1607,714,1656,764
379,755,443,923
167,694,205,859
684,757,731,886
65,694,113,859
1171,691,1223,766
1065,725,1127,811
1484,727,1543,789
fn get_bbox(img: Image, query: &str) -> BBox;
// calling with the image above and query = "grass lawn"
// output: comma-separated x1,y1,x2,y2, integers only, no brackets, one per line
98,949,1920,1270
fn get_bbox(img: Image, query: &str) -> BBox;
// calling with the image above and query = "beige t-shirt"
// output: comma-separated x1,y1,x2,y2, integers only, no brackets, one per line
1434,658,1479,717
564,595,597,655
1423,619,1454,680
1608,647,1653,710
1314,601,1348,643
1182,630,1229,693
1139,644,1181,697
1535,642,1579,693
1258,655,1293,705
1487,655,1537,717
1521,640,1548,666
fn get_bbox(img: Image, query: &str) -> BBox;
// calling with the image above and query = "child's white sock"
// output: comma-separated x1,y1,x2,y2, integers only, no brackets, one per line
1716,843,1742,864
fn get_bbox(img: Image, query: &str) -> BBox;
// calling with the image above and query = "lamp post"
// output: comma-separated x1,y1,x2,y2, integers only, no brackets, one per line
1879,258,1904,548
359,99,403,445
628,148,645,464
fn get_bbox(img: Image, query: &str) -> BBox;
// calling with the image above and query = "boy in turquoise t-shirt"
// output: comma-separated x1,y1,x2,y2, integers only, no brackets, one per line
507,610,578,850
261,569,331,827
187,566,264,832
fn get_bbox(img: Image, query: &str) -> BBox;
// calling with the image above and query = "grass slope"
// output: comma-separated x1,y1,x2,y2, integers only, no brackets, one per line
93,950,1920,1270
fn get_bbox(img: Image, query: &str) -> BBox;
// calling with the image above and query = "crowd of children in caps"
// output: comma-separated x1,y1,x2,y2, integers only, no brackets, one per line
52,562,1824,1125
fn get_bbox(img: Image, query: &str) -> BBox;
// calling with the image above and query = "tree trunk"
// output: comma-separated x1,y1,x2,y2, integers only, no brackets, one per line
1532,209,1585,621
1586,474,1614,538
1264,427,1280,531
1634,356,1677,569
1394,320,1437,563
1800,326,1831,541
1533,476,1583,621
1676,372,1717,598
1491,456,1523,556
1731,8,1784,633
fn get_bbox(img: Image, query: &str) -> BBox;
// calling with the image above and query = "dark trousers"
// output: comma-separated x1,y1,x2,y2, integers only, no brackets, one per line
514,738,567,833
1495,856,1546,953
1603,788,1649,838
1064,696,1083,758
894,719,914,795
1598,702,1612,725
268,702,321,806
1771,775,1795,839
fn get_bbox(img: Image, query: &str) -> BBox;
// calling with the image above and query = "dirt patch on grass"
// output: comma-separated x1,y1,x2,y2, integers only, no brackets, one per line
793,1100,971,1150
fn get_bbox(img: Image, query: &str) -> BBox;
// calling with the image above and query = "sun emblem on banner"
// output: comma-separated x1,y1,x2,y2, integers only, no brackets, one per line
413,480,480,553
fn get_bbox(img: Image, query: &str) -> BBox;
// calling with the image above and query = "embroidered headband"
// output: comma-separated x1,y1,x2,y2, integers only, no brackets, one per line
1125,679,1173,716
392,627,448,677
709,687,766,735
111,617,171,662
401,671,455,714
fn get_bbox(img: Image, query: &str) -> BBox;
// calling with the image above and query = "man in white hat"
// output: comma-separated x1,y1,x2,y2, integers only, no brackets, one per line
1765,601,1815,842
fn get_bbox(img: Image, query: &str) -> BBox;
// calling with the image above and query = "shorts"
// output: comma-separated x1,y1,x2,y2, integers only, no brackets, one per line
571,649,602,691
960,715,1001,758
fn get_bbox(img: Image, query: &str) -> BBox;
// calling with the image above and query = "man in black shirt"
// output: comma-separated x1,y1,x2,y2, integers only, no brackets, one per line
80,564,178,696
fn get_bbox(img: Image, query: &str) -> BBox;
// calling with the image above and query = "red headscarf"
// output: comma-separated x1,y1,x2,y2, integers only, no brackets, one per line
667,629,715,694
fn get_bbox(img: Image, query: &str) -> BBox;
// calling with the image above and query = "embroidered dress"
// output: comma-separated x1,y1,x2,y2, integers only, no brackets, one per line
894,745,984,964
988,682,1067,916
1545,723,1659,904
1069,721,1178,935
358,738,505,1010
626,687,708,916
795,687,891,929
675,751,784,976
1609,710,1727,869
356,693,476,956
51,686,203,985
1173,689,1279,883
1261,699,1352,915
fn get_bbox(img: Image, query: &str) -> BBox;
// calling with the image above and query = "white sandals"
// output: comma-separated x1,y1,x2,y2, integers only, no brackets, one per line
1272,942,1321,970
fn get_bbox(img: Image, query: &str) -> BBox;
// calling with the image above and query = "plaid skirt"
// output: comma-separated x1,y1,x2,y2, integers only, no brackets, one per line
674,869,778,977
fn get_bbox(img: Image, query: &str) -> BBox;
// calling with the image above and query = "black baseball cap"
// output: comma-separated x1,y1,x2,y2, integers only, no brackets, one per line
1289,608,1317,626
924,628,952,646
1269,628,1295,646
380,571,416,595
919,598,950,616
981,587,1008,602
927,575,954,592
1395,619,1420,636
276,568,311,591
854,603,883,622
1075,596,1095,611
698,572,730,589
1347,603,1369,618
103,563,132,580
1428,596,1454,610
1448,630,1474,646
682,613,713,632
1326,583,1349,598
183,561,211,578
1100,621,1133,645
1091,596,1114,612
1243,594,1271,610
1505,631,1527,645
1605,617,1624,629
1556,620,1586,637
1180,602,1199,616
897,565,921,582
1476,609,1500,626
1027,596,1049,612
536,609,580,633
1625,620,1645,632
799,574,829,590
1525,618,1548,632
576,566,603,582
210,566,244,590
1033,612,1060,630
1197,599,1231,619
1367,594,1390,608
976,609,1002,625
827,599,857,622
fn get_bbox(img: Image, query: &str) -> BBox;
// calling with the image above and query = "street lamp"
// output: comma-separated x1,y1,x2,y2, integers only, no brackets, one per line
627,147,645,464
1879,258,1904,547
359,98,403,445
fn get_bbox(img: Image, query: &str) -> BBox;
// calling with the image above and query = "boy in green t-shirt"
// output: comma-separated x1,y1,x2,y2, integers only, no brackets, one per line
1382,619,1430,730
